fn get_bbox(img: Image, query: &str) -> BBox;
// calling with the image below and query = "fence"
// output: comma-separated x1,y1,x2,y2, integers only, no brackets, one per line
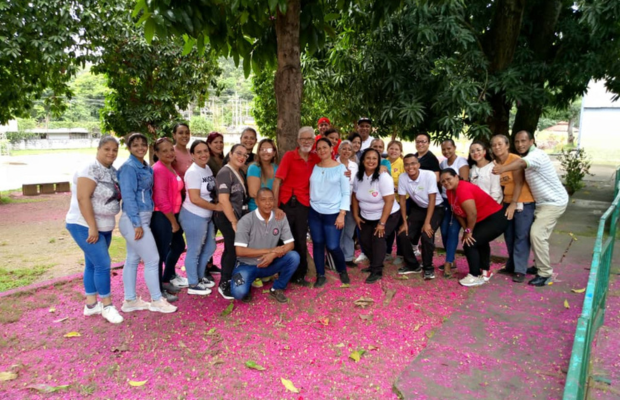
563,167,620,400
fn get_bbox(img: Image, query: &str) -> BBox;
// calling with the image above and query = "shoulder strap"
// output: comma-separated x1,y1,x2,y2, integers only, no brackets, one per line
224,165,247,196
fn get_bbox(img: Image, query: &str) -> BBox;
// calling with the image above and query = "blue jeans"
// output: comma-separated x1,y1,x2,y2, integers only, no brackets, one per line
151,211,185,284
119,212,162,301
504,202,536,274
308,207,345,275
179,208,216,286
340,212,357,262
66,223,113,298
440,203,461,263
230,251,300,299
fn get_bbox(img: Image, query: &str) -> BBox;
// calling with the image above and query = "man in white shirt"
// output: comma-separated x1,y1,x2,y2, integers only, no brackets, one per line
396,154,445,279
492,130,568,287
357,117,374,151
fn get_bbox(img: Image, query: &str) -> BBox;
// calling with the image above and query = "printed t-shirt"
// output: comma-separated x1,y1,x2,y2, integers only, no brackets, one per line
498,153,535,204
398,170,443,208
216,165,247,219
275,148,320,207
182,163,216,218
66,160,121,232
447,180,502,223
246,163,278,211
439,156,468,198
234,210,294,265
353,172,400,220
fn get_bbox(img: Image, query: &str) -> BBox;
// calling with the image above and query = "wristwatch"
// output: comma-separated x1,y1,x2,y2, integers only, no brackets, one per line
464,228,472,234
379,221,386,226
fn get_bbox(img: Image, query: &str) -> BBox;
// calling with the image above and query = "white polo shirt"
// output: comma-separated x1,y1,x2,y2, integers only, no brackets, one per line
353,172,400,220
523,146,568,207
398,170,443,208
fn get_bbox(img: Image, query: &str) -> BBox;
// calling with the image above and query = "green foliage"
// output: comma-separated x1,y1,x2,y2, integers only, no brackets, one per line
189,116,215,136
5,132,38,144
0,0,98,124
558,148,592,195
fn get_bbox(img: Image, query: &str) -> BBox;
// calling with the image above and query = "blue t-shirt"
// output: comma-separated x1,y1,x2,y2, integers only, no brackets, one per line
247,163,278,211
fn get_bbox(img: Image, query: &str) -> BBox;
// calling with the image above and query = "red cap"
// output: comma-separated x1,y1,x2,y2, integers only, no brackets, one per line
317,117,331,125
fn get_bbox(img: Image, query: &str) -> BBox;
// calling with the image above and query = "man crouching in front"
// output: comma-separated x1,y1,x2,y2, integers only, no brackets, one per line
231,188,300,303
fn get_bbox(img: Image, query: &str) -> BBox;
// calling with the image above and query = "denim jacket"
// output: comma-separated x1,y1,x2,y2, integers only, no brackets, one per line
118,154,154,228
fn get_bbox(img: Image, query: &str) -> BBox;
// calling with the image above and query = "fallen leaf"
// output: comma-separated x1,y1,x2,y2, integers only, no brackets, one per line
548,282,554,285
206,328,217,335
354,297,374,308
128,380,147,387
367,345,379,351
53,317,68,323
568,232,578,241
178,341,187,349
245,361,266,370
319,318,329,326
220,303,234,317
426,330,435,339
394,275,409,280
359,314,373,321
349,349,367,362
564,299,570,309
335,343,345,348
262,290,270,294
413,323,423,332
281,378,300,393
339,283,350,288
111,343,129,353
26,384,69,393
48,307,56,313
63,332,81,338
0,371,18,381
383,288,397,306
571,288,586,293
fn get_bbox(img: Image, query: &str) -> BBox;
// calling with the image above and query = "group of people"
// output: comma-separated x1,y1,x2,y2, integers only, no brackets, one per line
66,116,568,324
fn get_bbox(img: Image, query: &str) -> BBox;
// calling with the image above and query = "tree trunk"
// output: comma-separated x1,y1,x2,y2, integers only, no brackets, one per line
274,0,302,154
481,0,526,136
567,117,574,145
512,103,542,141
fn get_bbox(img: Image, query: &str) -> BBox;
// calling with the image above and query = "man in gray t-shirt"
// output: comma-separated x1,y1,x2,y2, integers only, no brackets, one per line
231,188,300,303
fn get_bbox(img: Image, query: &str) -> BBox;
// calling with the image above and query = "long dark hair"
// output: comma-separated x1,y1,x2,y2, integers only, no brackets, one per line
356,148,382,182
467,140,493,167
190,139,209,155
254,138,278,184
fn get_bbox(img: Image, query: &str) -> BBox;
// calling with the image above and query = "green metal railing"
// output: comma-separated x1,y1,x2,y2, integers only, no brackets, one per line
563,167,620,400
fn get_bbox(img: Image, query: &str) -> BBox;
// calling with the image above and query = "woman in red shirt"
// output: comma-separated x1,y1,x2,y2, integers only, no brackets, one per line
440,169,508,287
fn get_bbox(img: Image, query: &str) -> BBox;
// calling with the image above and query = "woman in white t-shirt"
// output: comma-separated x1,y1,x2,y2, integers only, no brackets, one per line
438,139,469,276
178,140,223,295
468,140,503,203
65,136,123,324
352,148,400,284
337,140,359,266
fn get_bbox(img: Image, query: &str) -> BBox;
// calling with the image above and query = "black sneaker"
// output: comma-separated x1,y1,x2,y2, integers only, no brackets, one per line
498,267,515,275
365,272,383,284
361,267,371,273
218,281,234,300
526,266,538,275
241,292,252,303
346,261,357,268
512,273,525,283
314,276,327,288
208,264,222,275
162,282,181,294
528,275,550,287
339,271,350,284
398,265,423,275
162,290,178,303
291,277,311,287
424,271,436,280
270,289,289,303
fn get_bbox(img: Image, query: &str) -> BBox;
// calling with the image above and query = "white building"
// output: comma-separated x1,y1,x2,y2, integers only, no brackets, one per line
578,80,620,163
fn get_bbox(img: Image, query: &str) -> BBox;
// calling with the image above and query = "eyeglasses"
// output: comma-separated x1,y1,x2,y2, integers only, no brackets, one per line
234,151,249,159
299,137,314,142
415,140,428,144
260,148,274,153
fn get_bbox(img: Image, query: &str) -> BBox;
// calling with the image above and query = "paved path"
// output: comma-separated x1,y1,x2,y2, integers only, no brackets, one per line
395,173,620,399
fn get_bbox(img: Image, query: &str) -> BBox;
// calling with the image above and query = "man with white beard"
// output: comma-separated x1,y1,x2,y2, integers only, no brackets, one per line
272,127,320,287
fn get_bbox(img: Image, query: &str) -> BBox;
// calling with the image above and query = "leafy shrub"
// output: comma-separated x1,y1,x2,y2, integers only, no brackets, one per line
558,148,592,195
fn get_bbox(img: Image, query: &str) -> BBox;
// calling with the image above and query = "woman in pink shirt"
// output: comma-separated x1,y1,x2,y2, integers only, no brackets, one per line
151,138,187,301
171,123,193,180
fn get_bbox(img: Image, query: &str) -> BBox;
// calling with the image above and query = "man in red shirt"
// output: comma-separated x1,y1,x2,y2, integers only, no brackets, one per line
273,126,320,286
317,117,331,136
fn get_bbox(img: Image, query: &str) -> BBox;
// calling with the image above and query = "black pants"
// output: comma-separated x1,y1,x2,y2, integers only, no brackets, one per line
398,202,444,272
151,211,185,284
281,200,310,281
214,211,237,283
360,211,400,273
463,209,509,276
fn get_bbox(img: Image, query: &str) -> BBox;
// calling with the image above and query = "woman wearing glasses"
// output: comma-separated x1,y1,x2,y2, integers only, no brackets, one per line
247,138,278,212
214,144,249,299
468,140,502,203
151,137,187,302
438,139,469,278
118,133,177,314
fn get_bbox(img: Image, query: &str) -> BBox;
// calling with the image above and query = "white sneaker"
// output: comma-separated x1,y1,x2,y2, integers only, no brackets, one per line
482,270,494,282
83,302,103,316
459,274,485,287
170,275,189,288
200,277,216,288
354,253,369,263
102,305,124,324
149,298,178,313
188,283,212,296
121,297,151,312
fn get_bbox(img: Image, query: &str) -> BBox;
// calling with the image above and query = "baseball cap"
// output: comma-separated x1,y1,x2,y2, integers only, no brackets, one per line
358,117,372,125
317,117,331,125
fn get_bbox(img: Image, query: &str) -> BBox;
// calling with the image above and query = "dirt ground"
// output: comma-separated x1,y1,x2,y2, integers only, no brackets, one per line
0,192,115,287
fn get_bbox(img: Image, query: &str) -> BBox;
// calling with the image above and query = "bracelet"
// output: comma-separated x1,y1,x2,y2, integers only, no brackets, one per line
378,221,386,226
